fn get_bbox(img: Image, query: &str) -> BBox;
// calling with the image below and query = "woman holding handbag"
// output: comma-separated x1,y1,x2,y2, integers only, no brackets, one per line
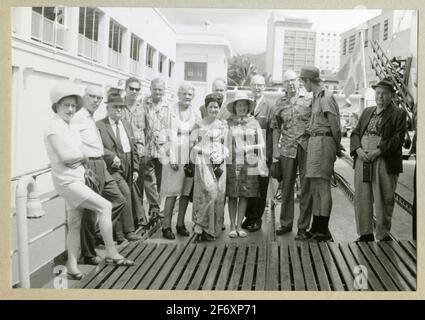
225,92,266,238
190,93,228,242
44,83,133,280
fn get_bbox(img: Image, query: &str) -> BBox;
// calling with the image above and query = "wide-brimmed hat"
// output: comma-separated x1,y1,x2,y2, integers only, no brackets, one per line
105,92,126,106
226,92,256,115
371,78,395,93
299,66,322,82
50,82,83,113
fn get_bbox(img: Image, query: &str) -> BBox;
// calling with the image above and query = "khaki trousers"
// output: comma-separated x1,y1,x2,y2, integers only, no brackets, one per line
354,135,398,240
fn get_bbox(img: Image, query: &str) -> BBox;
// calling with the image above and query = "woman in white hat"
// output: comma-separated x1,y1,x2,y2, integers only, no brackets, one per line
44,82,133,280
225,92,266,238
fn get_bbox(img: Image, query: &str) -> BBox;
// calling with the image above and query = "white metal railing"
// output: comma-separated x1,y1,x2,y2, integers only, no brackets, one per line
31,11,66,49
130,59,142,75
108,49,124,70
78,34,101,62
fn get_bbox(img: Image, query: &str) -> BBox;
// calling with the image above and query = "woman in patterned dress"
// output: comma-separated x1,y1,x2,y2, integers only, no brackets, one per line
226,92,266,238
190,93,228,242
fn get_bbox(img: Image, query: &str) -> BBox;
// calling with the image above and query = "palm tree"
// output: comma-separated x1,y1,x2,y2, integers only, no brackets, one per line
227,55,258,87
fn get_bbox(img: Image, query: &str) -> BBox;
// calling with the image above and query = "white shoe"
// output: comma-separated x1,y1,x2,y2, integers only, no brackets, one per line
238,230,247,238
229,230,238,238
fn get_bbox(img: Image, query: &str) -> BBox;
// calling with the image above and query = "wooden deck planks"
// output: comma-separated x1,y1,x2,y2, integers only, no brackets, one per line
387,241,416,275
227,244,247,291
319,243,344,291
215,243,237,290
136,243,177,290
201,244,226,291
279,243,292,291
255,242,267,291
366,242,412,291
240,244,257,291
300,242,318,291
289,242,305,291
398,240,417,260
309,242,331,291
327,242,355,291
189,245,216,291
162,244,197,290
175,245,206,290
268,242,280,291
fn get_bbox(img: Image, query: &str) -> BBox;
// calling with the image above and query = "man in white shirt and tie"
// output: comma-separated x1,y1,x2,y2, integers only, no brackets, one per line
96,90,142,242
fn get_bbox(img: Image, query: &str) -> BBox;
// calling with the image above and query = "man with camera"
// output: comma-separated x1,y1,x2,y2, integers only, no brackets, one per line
350,78,407,242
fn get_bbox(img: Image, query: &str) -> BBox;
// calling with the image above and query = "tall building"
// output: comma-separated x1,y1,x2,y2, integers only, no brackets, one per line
315,31,341,74
265,12,316,83
339,10,416,91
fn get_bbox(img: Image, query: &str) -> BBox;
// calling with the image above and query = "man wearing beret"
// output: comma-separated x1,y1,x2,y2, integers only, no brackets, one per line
299,66,342,242
272,70,313,240
350,78,407,241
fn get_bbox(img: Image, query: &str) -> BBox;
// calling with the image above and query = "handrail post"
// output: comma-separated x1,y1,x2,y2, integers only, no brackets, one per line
15,175,45,288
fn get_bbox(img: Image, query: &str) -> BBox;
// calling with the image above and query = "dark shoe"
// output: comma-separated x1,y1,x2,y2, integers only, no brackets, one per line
95,237,105,246
247,222,261,232
378,236,392,242
201,231,216,242
294,229,308,241
355,234,375,242
176,225,190,237
162,228,175,240
222,225,226,231
83,256,102,265
241,219,252,229
276,225,292,236
310,231,333,242
105,257,134,267
125,232,143,242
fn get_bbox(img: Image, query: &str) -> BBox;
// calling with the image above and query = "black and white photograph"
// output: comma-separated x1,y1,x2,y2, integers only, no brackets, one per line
8,5,417,293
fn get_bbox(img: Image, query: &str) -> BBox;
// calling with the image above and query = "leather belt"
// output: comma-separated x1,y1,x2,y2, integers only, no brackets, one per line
88,156,103,160
310,132,333,137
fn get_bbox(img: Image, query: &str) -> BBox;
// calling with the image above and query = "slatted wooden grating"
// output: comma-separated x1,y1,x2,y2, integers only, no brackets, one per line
73,239,416,291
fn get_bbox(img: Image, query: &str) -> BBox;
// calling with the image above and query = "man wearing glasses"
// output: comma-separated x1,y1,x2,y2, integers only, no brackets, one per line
122,77,149,228
72,85,140,266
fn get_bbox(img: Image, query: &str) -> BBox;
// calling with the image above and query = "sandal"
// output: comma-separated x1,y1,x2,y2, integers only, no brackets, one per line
67,272,84,281
105,257,135,267
238,230,247,238
229,230,238,238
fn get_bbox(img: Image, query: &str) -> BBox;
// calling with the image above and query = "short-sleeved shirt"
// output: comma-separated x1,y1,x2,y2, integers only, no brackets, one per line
272,93,312,158
143,96,170,159
309,89,340,134
123,98,145,157
44,114,85,186
71,108,104,158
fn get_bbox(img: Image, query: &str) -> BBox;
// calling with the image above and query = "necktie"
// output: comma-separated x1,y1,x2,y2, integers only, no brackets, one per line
115,120,124,152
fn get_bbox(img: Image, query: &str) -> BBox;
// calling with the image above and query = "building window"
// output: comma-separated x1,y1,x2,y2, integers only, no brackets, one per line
168,60,174,78
78,7,101,61
146,44,155,68
372,23,380,42
31,6,66,49
129,33,142,74
158,53,166,73
108,19,125,69
343,38,347,55
383,19,389,41
348,34,356,53
364,29,369,47
184,62,207,82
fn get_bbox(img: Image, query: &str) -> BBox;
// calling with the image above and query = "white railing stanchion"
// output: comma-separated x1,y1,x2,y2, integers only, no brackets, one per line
15,175,45,288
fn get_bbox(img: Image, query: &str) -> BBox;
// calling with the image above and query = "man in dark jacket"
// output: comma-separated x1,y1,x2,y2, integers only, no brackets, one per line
350,78,407,241
96,91,142,241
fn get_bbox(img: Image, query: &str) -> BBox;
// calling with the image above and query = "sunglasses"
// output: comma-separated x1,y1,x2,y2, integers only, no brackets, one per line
111,105,126,109
128,86,141,92
60,102,78,108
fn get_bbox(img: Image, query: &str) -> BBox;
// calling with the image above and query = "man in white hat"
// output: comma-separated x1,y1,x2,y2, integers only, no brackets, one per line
272,70,313,240
243,74,274,232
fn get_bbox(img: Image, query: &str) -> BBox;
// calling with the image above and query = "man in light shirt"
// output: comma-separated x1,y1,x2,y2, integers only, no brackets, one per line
96,90,143,242
199,78,231,120
72,85,139,266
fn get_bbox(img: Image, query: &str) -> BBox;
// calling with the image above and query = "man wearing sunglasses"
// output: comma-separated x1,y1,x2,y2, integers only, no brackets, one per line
122,77,149,229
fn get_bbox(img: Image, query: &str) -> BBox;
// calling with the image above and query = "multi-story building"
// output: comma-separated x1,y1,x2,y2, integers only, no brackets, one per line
265,12,316,83
339,10,416,93
315,31,340,74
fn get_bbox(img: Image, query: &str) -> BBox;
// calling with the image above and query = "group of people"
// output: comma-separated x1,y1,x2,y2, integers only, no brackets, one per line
44,64,407,279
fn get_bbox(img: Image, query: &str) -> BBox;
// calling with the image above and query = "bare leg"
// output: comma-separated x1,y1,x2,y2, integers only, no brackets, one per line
163,196,176,229
237,197,248,231
177,195,190,226
228,197,237,231
65,208,83,274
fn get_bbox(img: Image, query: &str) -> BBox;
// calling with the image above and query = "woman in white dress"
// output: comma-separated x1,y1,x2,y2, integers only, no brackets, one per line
44,83,133,279
160,82,201,239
